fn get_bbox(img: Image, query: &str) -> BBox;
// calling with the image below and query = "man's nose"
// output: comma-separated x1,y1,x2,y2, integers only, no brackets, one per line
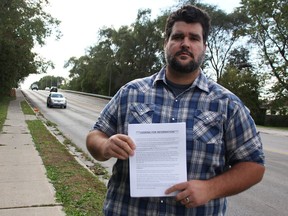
181,37,190,49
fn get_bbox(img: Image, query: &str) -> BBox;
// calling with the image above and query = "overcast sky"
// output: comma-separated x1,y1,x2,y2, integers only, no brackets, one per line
21,0,240,89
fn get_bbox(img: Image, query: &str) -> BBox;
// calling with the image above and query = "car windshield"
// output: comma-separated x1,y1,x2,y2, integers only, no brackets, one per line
51,94,63,98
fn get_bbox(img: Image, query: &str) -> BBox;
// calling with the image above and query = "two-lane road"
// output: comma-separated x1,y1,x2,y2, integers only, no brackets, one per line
22,89,116,173
22,89,288,216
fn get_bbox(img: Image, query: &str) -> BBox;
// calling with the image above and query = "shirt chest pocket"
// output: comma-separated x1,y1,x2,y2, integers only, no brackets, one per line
128,103,155,124
193,110,224,144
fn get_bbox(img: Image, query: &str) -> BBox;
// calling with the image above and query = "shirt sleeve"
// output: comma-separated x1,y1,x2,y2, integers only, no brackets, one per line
225,101,265,166
92,90,121,137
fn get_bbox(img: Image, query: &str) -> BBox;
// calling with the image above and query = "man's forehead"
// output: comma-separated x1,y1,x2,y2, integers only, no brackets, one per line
171,22,203,36
172,21,202,30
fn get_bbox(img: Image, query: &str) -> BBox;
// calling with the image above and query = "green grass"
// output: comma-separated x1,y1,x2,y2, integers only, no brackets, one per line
20,100,35,115
19,100,107,215
27,120,106,215
0,96,13,131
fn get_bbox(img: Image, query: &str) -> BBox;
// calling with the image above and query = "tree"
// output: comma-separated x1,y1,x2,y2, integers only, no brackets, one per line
65,56,92,92
218,47,264,124
237,0,288,95
0,0,60,96
268,84,288,115
176,0,249,80
36,75,65,90
101,9,164,93
66,9,165,96
205,8,249,80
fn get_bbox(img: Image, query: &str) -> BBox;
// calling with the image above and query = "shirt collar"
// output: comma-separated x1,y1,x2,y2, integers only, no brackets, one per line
154,66,210,93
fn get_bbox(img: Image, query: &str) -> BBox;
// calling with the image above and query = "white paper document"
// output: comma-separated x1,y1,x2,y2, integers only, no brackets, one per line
128,122,187,197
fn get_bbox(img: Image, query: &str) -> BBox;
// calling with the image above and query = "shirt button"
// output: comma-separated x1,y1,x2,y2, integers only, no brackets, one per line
160,200,164,203
172,117,175,121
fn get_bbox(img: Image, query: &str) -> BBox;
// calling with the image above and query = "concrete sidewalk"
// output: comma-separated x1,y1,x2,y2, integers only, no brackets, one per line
257,126,288,137
0,90,65,216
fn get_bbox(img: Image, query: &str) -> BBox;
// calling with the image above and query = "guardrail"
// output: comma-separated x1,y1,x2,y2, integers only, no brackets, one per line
61,89,113,100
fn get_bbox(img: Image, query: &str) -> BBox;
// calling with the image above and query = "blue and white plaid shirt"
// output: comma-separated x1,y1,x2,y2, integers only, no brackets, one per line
93,67,264,216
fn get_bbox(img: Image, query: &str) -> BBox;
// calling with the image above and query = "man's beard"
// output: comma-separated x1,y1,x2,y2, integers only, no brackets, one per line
165,48,205,74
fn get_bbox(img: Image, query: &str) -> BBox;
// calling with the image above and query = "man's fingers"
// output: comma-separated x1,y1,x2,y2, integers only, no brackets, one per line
108,134,136,159
165,182,186,195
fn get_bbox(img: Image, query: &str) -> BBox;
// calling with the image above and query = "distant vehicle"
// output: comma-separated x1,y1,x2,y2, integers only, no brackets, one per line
50,86,58,92
45,87,50,91
31,84,38,90
47,92,67,108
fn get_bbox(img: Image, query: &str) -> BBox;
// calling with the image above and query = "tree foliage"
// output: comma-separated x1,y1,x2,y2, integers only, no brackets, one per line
205,8,248,80
65,9,165,96
218,47,265,124
66,2,250,96
33,75,65,90
176,0,249,80
64,1,285,115
0,0,60,96
237,0,288,99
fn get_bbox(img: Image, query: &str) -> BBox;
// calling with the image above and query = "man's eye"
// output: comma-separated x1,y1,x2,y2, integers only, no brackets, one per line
190,36,201,41
172,35,182,40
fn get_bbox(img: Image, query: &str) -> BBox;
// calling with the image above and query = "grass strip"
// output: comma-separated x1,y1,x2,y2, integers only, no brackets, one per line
26,120,107,215
20,100,35,115
0,96,12,131
21,99,107,215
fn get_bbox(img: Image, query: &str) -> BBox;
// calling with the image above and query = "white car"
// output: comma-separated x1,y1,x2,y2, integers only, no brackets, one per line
31,84,38,90
47,92,67,109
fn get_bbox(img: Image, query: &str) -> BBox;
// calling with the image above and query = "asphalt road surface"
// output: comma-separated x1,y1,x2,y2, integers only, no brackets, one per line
22,89,288,216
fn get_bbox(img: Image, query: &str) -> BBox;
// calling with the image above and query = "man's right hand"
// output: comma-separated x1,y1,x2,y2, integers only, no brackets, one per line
103,134,136,160
86,130,136,161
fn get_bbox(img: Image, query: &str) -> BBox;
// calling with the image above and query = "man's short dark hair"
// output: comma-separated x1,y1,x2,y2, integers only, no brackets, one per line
165,5,211,43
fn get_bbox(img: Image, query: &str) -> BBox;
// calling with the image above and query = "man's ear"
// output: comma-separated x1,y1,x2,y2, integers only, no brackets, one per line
204,42,207,51
164,39,168,49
